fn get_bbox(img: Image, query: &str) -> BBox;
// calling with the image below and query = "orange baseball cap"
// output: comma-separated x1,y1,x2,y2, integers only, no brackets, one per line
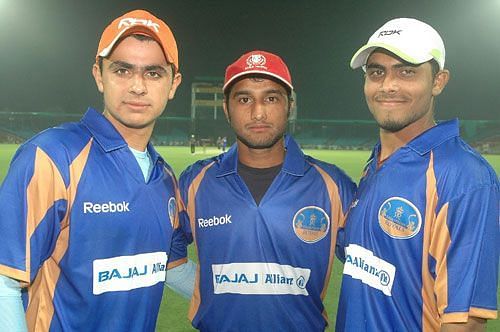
96,9,179,72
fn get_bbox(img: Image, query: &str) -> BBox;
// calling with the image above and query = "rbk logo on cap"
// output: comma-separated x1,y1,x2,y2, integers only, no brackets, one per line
118,17,160,33
377,29,402,37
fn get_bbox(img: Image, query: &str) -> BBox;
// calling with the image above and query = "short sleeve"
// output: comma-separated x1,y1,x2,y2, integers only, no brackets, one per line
0,143,67,284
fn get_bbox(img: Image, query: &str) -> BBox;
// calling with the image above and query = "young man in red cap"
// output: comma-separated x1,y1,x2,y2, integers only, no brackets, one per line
0,9,191,331
336,18,499,331
178,50,356,331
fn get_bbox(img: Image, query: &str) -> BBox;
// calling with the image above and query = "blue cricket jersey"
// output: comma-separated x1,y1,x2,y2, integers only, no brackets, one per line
336,119,499,331
179,135,356,331
0,108,186,331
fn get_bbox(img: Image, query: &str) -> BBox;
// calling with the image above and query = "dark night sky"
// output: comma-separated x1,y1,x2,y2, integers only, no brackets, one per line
1,0,499,120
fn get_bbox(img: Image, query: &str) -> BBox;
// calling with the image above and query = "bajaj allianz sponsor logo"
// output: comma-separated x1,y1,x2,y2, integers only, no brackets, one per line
343,244,395,296
198,214,232,228
212,262,310,295
83,201,130,214
93,252,167,295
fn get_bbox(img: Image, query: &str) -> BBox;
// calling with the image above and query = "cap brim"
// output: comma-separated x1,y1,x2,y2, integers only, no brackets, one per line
350,42,431,69
223,70,293,92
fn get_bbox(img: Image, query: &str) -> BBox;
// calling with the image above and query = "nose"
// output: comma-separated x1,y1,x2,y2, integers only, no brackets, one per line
251,101,267,121
129,73,147,95
379,71,399,94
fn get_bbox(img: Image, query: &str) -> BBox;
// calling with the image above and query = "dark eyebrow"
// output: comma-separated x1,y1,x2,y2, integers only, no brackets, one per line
264,89,286,96
393,62,421,68
144,65,168,73
232,91,252,98
366,62,422,70
365,63,385,70
232,89,286,97
108,60,134,70
108,60,168,73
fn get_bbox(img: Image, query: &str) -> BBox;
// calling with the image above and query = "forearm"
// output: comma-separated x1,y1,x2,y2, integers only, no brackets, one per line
165,260,196,299
441,317,486,332
0,275,28,332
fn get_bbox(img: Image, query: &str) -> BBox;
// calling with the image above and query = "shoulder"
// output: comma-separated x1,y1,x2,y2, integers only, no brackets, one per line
14,122,92,182
305,155,356,188
304,155,357,213
160,160,177,180
25,122,92,159
179,155,219,189
433,137,498,190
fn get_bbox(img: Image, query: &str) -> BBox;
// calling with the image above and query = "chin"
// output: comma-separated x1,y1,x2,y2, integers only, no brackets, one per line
238,135,283,150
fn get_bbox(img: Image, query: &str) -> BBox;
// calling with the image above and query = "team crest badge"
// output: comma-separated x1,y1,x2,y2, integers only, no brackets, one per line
293,206,330,243
168,197,176,226
246,54,267,69
378,197,422,239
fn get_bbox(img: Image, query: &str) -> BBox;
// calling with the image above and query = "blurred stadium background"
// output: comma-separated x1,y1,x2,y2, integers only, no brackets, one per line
1,77,499,153
0,77,500,154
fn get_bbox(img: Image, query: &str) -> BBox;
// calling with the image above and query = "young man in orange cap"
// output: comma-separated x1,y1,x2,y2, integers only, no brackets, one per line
0,9,190,331
336,18,499,331
178,50,356,331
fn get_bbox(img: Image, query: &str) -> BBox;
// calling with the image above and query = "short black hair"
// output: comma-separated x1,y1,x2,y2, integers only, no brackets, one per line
429,59,440,78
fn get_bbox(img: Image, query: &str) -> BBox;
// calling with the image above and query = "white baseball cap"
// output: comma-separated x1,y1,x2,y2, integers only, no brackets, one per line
350,18,445,70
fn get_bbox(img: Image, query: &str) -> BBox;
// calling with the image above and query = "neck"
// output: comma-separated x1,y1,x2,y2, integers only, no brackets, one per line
121,128,152,151
379,117,435,161
237,138,285,168
104,113,153,151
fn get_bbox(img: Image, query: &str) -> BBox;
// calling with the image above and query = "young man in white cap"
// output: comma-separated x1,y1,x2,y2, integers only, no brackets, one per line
336,17,499,331
177,50,355,331
0,9,191,331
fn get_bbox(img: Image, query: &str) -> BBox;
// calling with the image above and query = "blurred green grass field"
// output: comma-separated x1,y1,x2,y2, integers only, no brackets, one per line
0,144,498,331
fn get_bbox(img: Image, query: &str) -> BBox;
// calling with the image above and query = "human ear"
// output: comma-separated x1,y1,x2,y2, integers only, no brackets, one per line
432,69,450,96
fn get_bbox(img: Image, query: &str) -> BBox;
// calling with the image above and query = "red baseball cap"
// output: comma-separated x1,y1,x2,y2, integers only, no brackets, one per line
223,50,293,92
96,9,179,72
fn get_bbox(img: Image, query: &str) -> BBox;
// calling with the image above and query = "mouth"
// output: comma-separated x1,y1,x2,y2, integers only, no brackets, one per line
246,124,272,133
375,99,407,107
124,101,150,110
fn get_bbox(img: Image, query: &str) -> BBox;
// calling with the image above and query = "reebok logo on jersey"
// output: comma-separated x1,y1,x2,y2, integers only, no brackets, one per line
343,244,396,296
83,201,130,214
198,214,232,228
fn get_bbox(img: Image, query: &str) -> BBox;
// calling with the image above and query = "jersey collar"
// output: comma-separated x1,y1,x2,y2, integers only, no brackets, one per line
282,135,308,176
407,119,459,155
81,108,164,163
368,119,459,170
81,108,127,152
216,135,308,177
